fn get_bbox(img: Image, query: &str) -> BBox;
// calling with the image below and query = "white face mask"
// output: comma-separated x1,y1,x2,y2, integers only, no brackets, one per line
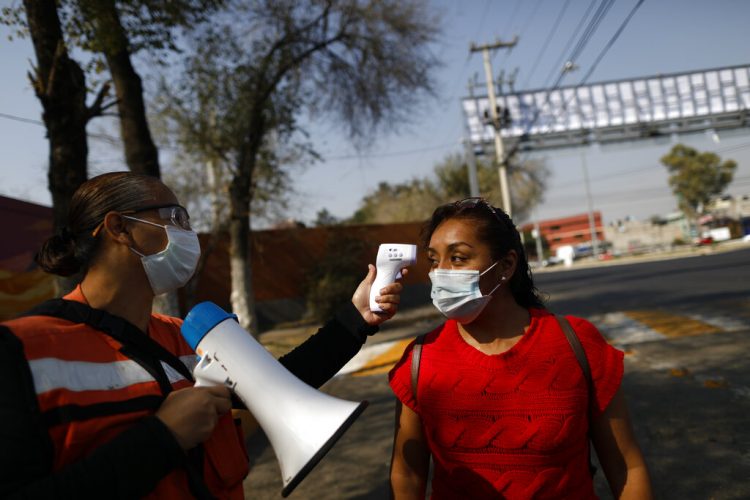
124,216,201,295
428,261,505,324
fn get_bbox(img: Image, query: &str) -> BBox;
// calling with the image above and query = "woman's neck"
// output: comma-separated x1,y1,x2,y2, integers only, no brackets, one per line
80,270,154,333
457,296,530,354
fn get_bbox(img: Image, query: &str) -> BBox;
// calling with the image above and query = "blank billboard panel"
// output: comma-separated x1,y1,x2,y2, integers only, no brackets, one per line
463,65,750,147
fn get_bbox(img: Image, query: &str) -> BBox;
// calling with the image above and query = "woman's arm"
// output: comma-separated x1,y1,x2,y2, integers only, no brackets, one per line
390,401,430,499
591,387,653,499
279,265,403,388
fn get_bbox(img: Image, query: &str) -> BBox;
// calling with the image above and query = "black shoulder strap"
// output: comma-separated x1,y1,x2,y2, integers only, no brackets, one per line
22,299,214,499
24,299,194,393
410,334,427,402
556,314,597,477
556,315,593,395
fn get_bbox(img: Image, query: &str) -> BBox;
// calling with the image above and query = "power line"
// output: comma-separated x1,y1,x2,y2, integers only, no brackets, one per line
513,0,621,146
509,0,646,162
522,0,574,89
565,0,617,74
0,112,42,126
501,0,523,38
576,0,645,86
1,107,461,164
546,139,750,189
541,0,599,88
0,110,122,144
324,142,456,161
516,0,546,40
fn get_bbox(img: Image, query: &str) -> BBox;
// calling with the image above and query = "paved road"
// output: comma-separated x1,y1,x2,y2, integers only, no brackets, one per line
245,246,750,499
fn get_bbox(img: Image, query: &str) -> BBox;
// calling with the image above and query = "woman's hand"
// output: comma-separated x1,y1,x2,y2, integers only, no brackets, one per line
352,264,406,326
156,386,233,450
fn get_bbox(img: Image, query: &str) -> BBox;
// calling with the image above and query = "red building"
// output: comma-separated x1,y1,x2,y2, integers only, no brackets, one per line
522,212,604,253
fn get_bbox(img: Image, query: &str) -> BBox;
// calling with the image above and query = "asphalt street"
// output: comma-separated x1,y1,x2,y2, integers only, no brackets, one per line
245,245,750,499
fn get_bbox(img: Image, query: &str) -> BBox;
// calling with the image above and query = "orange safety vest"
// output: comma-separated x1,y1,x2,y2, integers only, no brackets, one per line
3,286,249,499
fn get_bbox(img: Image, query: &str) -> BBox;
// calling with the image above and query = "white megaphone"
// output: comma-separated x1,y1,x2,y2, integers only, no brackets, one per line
181,302,368,498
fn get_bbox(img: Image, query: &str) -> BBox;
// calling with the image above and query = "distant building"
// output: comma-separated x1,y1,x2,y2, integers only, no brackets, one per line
708,194,750,219
522,212,605,253
704,194,750,237
604,213,687,255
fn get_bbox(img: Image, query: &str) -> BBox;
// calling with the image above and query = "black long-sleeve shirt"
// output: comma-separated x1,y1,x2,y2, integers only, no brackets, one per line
0,302,377,499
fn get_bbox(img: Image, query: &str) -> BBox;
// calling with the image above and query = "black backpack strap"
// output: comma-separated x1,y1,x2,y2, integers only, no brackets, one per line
410,334,426,402
556,314,597,477
23,299,214,499
25,299,194,392
556,315,593,395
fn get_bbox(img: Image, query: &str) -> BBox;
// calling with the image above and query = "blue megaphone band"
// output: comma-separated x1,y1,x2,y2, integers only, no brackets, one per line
181,301,238,350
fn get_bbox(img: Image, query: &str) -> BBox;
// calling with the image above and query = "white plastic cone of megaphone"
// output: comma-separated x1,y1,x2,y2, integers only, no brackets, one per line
181,301,368,498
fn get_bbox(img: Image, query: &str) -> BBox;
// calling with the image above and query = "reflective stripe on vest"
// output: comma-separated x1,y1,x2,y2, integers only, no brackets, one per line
4,311,248,499
30,355,198,394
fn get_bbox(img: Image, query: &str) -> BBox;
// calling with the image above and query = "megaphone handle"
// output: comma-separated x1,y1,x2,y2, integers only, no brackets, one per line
192,354,231,388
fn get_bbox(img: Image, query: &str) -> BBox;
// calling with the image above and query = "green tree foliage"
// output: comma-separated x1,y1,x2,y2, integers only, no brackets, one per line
660,144,737,218
157,0,440,333
351,152,549,224
314,209,340,227
351,180,443,224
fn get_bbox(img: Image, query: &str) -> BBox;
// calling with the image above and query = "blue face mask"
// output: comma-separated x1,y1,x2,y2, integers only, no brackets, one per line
428,262,505,324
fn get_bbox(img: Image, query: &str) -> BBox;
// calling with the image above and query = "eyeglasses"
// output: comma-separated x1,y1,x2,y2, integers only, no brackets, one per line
91,204,191,236
453,197,504,224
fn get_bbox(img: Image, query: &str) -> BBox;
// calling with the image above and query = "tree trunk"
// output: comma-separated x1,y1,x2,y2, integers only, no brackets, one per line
183,159,225,314
228,176,257,336
23,0,89,295
227,101,267,336
91,0,160,178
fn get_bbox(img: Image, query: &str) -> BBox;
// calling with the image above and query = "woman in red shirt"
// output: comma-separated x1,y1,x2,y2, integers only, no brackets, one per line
389,198,652,499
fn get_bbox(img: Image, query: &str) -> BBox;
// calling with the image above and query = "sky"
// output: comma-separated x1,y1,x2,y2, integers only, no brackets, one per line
1,0,750,228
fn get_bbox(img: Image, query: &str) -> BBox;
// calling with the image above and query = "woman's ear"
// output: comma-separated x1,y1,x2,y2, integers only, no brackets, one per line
499,250,519,280
102,212,133,245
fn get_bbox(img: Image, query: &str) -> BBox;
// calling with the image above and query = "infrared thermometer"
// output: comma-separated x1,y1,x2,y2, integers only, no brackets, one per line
369,244,417,313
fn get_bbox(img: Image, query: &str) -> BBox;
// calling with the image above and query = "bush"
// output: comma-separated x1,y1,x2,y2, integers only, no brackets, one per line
303,233,367,322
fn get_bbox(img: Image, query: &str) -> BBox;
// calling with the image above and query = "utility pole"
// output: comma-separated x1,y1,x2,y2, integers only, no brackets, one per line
581,146,600,258
470,37,518,216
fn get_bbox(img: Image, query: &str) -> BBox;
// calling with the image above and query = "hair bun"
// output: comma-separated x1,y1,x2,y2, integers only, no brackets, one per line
59,226,75,242
35,229,82,277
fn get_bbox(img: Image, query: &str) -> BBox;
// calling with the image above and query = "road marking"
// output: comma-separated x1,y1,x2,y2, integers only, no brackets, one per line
336,308,749,377
337,338,412,377
591,311,665,346
624,310,723,338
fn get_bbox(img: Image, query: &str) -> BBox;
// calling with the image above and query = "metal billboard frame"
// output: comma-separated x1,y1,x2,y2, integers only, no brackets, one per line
463,64,750,152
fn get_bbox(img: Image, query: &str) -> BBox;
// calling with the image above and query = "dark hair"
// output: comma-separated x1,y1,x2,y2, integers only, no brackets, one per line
36,172,164,277
420,198,545,309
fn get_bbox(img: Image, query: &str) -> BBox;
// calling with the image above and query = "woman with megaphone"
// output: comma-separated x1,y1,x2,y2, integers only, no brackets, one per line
0,172,405,499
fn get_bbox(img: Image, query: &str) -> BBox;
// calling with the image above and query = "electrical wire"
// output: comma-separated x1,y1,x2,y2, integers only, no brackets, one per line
501,0,523,38
506,0,646,163
541,0,599,88
522,0,574,89
500,0,544,67
0,111,122,144
576,0,645,87
324,142,456,161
